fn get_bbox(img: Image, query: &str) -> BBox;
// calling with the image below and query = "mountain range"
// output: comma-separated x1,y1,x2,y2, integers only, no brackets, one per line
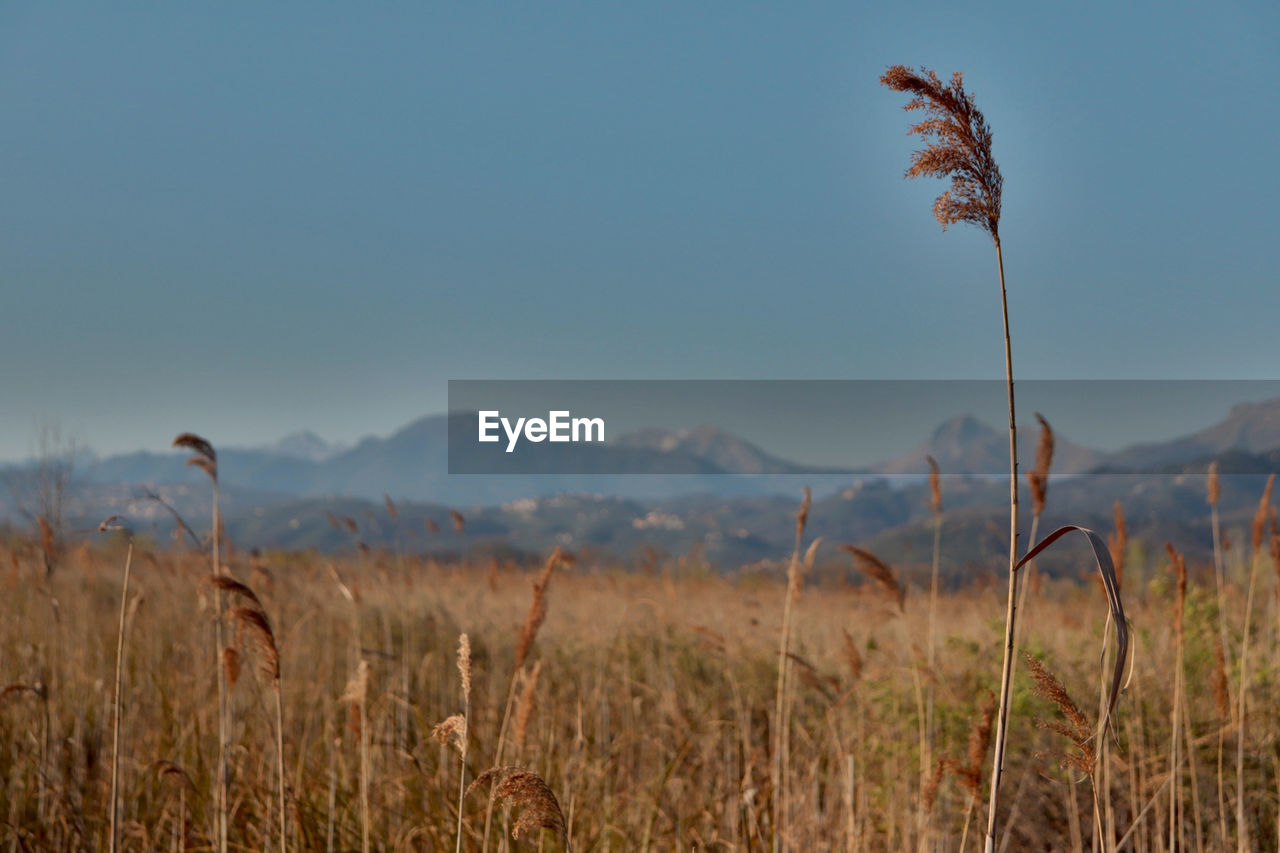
8,398,1280,575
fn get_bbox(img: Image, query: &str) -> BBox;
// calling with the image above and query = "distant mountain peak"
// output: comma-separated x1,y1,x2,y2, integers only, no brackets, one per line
260,430,340,462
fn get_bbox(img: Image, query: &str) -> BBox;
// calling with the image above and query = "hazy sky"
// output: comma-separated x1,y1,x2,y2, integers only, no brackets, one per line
2,2,1278,462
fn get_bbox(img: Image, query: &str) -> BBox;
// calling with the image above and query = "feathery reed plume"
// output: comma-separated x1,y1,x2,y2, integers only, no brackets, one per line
175,431,227,853
1208,460,1220,508
173,433,216,469
841,545,905,611
879,66,1002,235
450,510,466,533
458,632,472,704
340,516,358,535
1108,501,1128,589
515,549,565,671
796,486,811,541
926,455,942,515
1027,413,1054,518
433,714,467,752
880,67,1016,852
1025,655,1095,774
201,574,266,611
453,632,472,853
230,606,279,683
469,767,569,849
424,517,440,534
1251,473,1274,557
963,692,998,794
383,494,398,519
513,660,543,754
326,511,341,530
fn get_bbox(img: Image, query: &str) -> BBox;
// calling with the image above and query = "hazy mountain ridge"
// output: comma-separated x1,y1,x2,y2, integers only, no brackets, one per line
11,399,1280,569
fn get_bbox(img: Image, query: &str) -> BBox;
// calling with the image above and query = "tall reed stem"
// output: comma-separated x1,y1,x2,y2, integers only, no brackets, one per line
108,540,133,853
985,237,1019,853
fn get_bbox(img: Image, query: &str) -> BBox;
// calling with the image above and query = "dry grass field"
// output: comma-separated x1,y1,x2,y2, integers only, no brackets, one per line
3,497,1279,851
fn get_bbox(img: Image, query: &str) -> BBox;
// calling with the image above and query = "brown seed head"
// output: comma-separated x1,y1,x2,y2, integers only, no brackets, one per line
879,65,1003,239
467,767,567,845
795,487,811,547
1027,413,1054,516
450,510,466,533
1026,654,1095,773
1165,543,1187,636
424,517,440,534
514,549,568,670
201,574,266,611
841,545,905,611
231,605,280,684
432,714,467,753
1207,460,1220,508
926,455,942,515
513,660,543,753
174,433,218,481
457,632,472,703
383,494,398,519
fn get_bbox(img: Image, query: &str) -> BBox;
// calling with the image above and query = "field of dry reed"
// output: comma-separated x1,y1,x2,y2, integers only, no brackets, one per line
3,495,1280,852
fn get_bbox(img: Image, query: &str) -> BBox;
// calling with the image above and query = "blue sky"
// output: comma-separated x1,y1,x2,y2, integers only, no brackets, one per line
2,2,1278,461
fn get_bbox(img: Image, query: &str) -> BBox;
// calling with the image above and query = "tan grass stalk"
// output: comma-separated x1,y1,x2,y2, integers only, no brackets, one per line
174,431,227,853
925,456,944,784
486,548,570,852
1236,473,1272,851
454,633,471,853
772,488,811,852
1166,544,1188,851
1108,501,1128,591
879,67,1016,852
107,531,134,853
341,660,371,853
1207,460,1232,847
230,604,286,852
